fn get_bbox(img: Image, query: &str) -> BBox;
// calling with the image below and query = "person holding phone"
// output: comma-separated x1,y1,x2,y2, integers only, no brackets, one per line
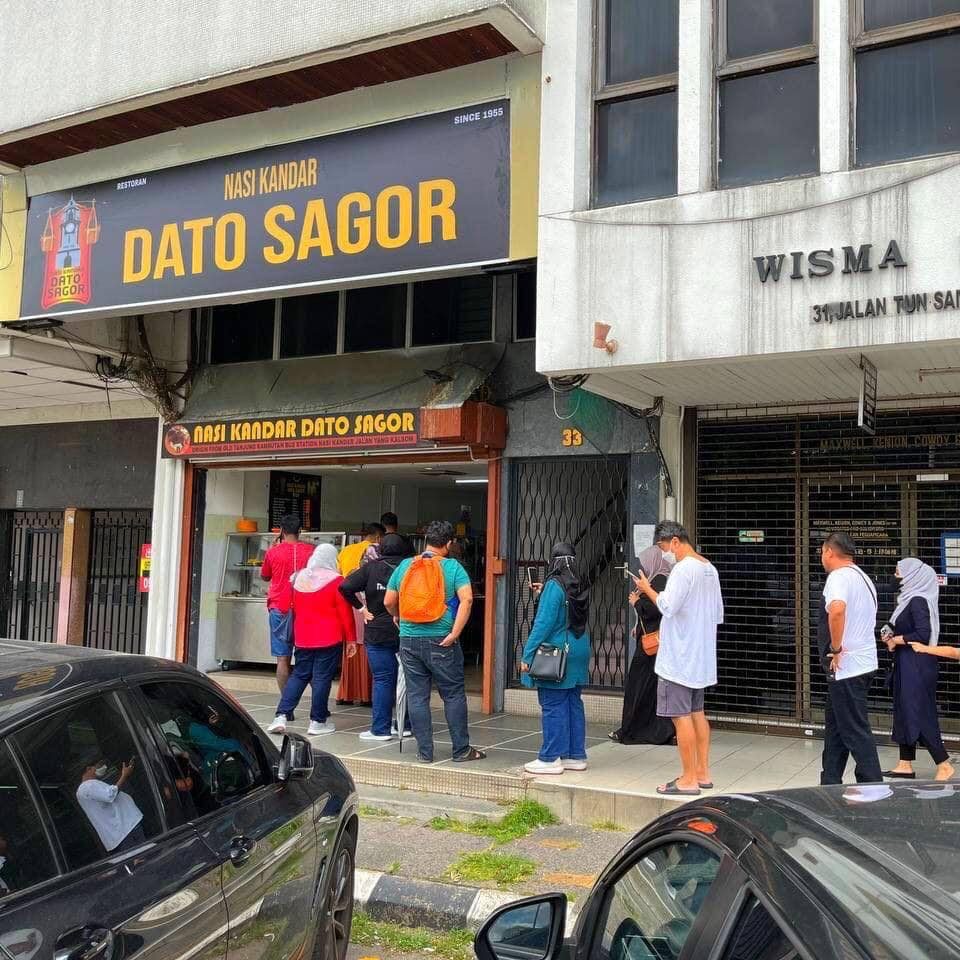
76,754,146,853
609,546,677,746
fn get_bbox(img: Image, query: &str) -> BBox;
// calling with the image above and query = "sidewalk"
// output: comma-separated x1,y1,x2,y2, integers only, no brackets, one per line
219,674,910,830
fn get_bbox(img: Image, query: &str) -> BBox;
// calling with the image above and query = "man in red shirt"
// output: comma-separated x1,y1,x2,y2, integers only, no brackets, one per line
260,514,309,696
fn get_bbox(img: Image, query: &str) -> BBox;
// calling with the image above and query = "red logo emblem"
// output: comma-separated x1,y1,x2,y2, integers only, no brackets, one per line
39,197,100,309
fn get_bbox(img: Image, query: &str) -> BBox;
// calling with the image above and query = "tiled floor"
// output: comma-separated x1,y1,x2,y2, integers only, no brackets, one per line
236,689,915,795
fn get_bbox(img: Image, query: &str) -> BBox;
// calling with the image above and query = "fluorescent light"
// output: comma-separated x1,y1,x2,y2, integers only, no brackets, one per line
455,478,488,484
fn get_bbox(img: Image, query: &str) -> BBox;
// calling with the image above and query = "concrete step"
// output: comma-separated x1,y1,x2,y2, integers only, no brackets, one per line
357,784,503,823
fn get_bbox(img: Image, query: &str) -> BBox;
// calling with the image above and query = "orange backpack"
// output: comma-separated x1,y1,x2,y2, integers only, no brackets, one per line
399,554,447,623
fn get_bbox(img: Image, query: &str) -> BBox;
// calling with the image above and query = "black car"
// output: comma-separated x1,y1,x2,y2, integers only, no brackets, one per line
0,641,358,960
477,783,960,960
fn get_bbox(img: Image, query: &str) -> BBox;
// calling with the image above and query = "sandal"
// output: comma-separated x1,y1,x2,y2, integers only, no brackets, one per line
882,770,916,779
699,782,714,789
657,778,701,796
608,731,622,742
453,746,487,763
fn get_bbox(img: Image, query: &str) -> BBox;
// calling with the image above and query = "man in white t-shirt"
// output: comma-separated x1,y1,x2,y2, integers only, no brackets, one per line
819,532,882,785
76,755,146,854
636,521,724,797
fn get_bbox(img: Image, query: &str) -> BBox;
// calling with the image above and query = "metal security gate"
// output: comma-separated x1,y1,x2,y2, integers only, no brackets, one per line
5,511,63,643
84,510,151,654
506,456,629,690
698,410,960,734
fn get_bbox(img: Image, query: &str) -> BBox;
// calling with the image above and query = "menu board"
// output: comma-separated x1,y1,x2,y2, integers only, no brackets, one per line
269,472,322,531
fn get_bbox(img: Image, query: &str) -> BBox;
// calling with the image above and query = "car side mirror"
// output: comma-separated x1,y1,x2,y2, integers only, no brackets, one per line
278,733,314,782
475,893,566,960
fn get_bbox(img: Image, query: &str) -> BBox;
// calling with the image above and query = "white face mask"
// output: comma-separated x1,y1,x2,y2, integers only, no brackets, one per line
662,550,677,564
94,764,108,779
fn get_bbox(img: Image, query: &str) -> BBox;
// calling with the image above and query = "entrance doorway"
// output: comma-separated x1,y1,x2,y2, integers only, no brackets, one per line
5,511,63,644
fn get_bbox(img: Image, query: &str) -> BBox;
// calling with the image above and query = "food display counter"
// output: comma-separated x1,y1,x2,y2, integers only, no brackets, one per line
215,531,345,667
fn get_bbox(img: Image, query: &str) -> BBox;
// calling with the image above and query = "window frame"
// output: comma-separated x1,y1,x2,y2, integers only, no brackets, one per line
851,1,960,168
714,884,812,960
131,676,279,826
206,274,500,364
716,0,820,188
592,0,680,206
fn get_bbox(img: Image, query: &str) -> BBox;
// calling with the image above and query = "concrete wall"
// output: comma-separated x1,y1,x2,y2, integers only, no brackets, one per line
0,1,544,140
0,418,158,509
536,0,960,376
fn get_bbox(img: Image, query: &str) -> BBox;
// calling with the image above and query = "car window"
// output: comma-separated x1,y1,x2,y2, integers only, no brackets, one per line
723,896,799,960
13,694,163,870
597,841,722,960
139,681,270,817
0,743,58,897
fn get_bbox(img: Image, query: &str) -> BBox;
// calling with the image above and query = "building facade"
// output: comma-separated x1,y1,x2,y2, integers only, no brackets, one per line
538,0,960,735
0,0,667,712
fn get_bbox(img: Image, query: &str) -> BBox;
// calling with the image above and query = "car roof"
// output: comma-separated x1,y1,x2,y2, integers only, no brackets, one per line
662,787,960,955
0,639,200,731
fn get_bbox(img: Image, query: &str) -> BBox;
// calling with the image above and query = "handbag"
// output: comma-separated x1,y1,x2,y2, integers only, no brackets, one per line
638,609,659,656
526,595,569,682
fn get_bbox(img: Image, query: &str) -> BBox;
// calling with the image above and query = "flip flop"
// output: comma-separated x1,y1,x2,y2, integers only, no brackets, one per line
657,779,701,796
882,770,916,779
699,782,714,789
453,746,487,763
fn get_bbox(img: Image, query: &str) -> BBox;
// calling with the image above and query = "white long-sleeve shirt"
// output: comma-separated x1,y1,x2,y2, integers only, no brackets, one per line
76,778,143,852
655,556,724,689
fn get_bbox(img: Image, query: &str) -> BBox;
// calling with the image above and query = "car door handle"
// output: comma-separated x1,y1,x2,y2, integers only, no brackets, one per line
54,928,114,960
229,835,256,866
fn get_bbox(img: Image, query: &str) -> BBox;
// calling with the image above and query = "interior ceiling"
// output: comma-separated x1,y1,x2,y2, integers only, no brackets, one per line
592,344,960,410
236,460,488,487
0,25,516,166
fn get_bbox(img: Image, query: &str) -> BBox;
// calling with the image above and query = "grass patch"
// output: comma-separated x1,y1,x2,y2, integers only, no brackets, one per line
429,800,557,845
591,820,624,832
351,912,473,960
444,851,536,887
387,860,401,876
359,805,393,818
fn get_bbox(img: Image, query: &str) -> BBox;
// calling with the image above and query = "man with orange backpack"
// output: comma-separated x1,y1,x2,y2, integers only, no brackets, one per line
384,520,486,764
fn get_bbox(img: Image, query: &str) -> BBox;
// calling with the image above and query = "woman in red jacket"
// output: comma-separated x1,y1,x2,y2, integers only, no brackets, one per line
269,543,356,736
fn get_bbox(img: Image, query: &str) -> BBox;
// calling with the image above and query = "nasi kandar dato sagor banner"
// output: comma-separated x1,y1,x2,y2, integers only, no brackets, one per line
20,101,510,319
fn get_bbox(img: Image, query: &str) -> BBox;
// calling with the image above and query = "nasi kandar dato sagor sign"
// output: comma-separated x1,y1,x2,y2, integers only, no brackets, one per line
20,101,510,318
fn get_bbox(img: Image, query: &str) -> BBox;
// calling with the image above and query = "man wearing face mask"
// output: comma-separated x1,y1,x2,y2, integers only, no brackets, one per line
76,754,146,853
635,520,724,796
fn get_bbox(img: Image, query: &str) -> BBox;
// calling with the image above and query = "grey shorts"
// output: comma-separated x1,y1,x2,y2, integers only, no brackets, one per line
657,679,705,718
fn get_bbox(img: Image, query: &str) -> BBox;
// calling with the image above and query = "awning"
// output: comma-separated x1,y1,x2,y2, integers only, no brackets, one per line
182,343,504,421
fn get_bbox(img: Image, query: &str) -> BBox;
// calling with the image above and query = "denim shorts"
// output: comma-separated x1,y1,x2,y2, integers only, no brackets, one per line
268,608,293,658
657,678,705,717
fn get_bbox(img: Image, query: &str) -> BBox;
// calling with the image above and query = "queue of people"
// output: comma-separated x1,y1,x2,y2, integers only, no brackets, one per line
263,515,487,763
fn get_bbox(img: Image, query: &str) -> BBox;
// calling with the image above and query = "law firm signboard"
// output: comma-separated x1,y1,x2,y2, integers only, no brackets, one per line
20,102,510,319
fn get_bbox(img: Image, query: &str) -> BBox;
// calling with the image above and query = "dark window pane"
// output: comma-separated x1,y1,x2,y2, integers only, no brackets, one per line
412,275,493,347
719,63,819,187
210,300,274,364
605,0,678,84
0,744,58,897
344,284,407,352
856,33,960,167
280,292,339,358
516,270,536,341
726,0,812,59
865,0,960,30
140,682,270,817
724,897,799,960
15,695,163,869
596,91,678,205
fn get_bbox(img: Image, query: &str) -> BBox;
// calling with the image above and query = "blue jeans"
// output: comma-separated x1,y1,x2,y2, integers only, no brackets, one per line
366,642,401,736
277,644,342,722
268,608,293,658
538,686,587,763
400,636,470,761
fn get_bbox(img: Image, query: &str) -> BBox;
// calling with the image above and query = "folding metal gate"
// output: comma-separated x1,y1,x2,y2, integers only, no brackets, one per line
698,410,960,733
5,511,63,644
84,510,151,654
506,456,629,690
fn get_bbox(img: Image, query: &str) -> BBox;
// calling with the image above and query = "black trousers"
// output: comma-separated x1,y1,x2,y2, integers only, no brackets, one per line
900,737,950,765
821,672,883,785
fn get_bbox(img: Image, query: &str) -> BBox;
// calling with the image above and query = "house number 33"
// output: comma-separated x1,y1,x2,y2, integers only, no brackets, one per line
562,428,583,447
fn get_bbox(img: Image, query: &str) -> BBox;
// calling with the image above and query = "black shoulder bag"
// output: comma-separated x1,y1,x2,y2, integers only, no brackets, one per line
527,595,569,682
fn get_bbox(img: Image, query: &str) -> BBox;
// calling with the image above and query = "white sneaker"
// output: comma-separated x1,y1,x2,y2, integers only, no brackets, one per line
359,730,393,742
308,721,336,736
267,715,288,734
391,726,414,739
524,758,564,775
562,759,588,771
